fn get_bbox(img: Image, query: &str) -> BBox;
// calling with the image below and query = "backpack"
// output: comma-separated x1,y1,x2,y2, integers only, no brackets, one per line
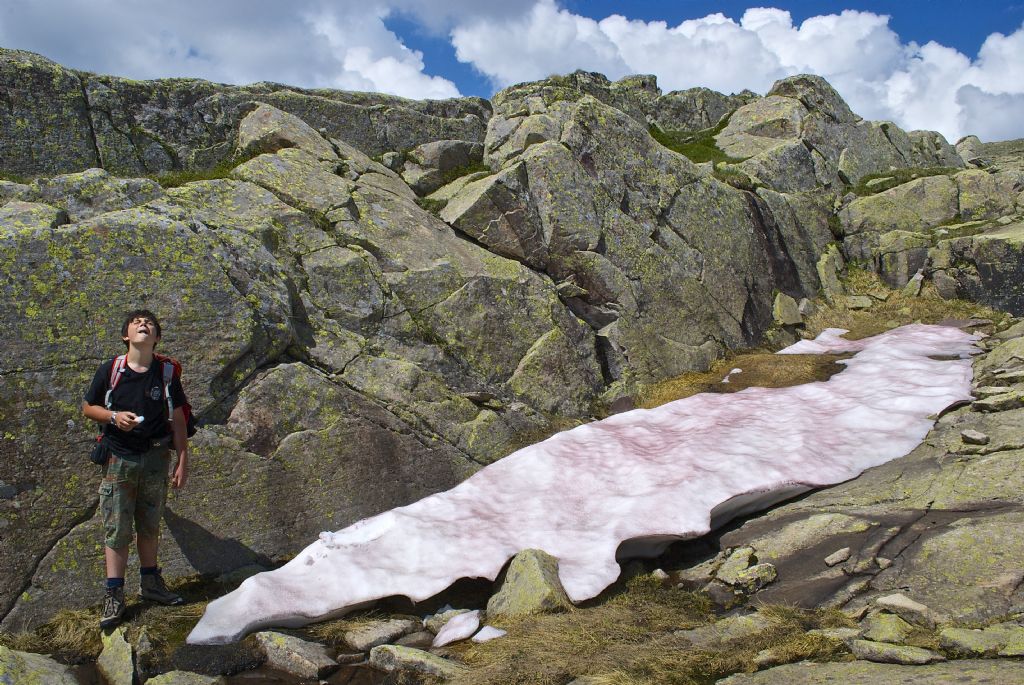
105,353,198,437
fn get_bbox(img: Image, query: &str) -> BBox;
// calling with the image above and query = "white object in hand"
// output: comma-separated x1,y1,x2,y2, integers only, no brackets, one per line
134,416,144,423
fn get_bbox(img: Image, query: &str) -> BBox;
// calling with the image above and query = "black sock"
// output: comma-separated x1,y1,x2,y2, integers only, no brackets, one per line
106,577,125,589
140,566,159,576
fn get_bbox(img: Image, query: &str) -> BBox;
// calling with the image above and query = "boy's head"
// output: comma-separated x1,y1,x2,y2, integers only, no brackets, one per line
121,309,162,349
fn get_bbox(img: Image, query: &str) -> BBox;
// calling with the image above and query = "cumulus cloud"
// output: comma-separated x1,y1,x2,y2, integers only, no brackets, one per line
0,0,462,99
450,1,1024,141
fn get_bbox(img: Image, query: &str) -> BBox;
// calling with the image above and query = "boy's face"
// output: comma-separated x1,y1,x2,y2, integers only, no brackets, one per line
123,315,160,349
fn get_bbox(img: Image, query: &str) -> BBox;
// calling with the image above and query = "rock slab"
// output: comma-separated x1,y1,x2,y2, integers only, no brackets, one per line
253,631,338,680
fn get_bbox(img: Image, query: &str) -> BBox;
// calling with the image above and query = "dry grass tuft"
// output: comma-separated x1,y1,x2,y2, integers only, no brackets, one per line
801,269,1011,340
448,593,857,685
446,575,713,685
0,609,103,659
639,352,849,408
640,268,1011,409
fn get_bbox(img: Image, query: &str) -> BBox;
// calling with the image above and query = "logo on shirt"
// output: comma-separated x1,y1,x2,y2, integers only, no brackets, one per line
150,386,162,401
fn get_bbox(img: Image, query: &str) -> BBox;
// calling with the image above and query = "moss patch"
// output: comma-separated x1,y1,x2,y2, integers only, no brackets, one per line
648,117,745,165
151,150,262,188
441,161,490,186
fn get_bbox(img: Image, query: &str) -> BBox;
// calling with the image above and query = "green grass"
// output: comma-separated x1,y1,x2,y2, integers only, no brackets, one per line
0,170,31,184
151,150,263,188
648,117,746,165
440,161,490,186
850,167,961,197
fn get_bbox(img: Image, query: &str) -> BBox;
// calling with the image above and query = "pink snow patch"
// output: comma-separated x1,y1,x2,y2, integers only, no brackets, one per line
188,324,978,644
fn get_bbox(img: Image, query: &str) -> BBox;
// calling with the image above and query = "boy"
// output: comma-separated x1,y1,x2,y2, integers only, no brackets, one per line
82,309,190,628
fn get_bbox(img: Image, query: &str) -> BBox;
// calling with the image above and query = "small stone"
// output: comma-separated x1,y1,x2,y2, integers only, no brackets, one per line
845,295,874,310
98,626,135,685
254,631,339,680
651,568,669,581
369,645,467,680
873,593,944,629
902,271,924,297
701,579,740,608
974,386,1012,399
715,546,755,585
674,556,720,587
960,429,990,445
875,557,892,570
972,390,1024,412
773,293,802,326
344,618,420,651
824,547,851,567
849,639,945,665
797,298,815,316
733,563,777,592
487,549,574,619
380,151,403,171
861,612,914,644
808,627,860,643
396,631,435,650
997,215,1013,225
146,672,226,685
940,626,1008,656
676,613,772,649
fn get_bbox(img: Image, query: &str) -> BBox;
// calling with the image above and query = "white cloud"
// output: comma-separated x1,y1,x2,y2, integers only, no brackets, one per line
450,2,1024,141
451,1,628,87
0,0,461,100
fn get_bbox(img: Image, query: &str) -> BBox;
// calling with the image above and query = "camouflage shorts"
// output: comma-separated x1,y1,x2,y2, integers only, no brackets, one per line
98,443,170,549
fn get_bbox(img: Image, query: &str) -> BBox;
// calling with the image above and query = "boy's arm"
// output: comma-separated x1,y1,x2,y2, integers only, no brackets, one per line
170,406,189,489
82,402,139,431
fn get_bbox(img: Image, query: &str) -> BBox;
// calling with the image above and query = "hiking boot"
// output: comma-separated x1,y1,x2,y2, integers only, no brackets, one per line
139,571,184,606
100,586,125,628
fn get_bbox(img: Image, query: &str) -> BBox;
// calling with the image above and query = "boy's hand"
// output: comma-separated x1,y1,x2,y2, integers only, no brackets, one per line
171,461,189,489
114,412,140,431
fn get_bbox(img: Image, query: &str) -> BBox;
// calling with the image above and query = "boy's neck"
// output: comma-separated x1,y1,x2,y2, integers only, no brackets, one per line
126,343,155,369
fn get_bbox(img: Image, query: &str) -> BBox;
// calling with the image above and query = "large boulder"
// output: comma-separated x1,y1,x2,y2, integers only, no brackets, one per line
930,221,1024,315
0,645,79,684
715,74,962,190
451,94,833,390
0,49,99,176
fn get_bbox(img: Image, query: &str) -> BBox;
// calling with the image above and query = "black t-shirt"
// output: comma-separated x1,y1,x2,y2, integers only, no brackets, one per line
84,358,186,456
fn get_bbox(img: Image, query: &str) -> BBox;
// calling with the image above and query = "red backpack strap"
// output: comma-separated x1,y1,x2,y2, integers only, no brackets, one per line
104,355,127,409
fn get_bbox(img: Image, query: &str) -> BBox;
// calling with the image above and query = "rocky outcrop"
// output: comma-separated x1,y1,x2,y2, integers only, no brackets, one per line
0,47,490,177
449,93,834,392
834,166,1023,312
716,75,963,190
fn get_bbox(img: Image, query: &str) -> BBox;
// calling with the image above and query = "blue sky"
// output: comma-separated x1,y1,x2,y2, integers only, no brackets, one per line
388,1,1024,99
1,0,1023,140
